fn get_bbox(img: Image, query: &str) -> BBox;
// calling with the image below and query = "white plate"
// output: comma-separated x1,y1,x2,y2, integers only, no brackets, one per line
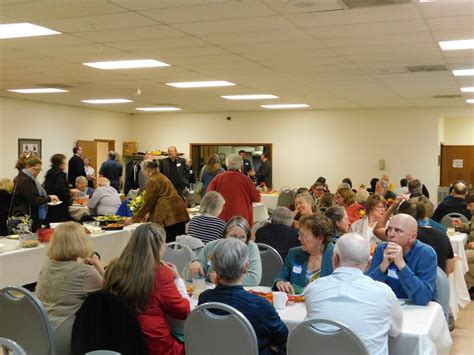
0,239,21,252
47,201,63,206
6,234,20,239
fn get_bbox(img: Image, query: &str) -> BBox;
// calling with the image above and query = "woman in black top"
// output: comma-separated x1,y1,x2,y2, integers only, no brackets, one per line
0,179,13,236
43,154,72,223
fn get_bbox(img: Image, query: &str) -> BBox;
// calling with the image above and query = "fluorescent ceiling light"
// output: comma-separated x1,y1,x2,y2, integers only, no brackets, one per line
461,87,474,93
0,23,60,39
439,39,474,51
467,99,474,104
453,69,474,76
166,81,236,88
221,94,278,100
82,59,169,70
136,107,181,112
81,99,132,104
261,104,310,109
8,88,68,93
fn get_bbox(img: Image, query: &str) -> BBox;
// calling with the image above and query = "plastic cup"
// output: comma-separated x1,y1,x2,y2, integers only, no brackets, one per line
447,227,455,237
193,278,206,299
273,291,288,309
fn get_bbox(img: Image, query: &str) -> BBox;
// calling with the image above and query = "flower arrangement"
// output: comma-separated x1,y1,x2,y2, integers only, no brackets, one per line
7,215,32,234
359,209,366,218
128,191,145,215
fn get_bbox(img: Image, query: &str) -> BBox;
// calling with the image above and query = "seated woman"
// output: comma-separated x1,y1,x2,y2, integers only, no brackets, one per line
351,194,385,245
103,223,190,355
74,176,95,198
273,214,334,295
0,178,13,236
188,191,226,244
185,216,262,286
36,222,104,355
318,192,335,213
88,177,121,215
335,187,362,224
293,192,316,222
325,206,351,243
199,238,288,355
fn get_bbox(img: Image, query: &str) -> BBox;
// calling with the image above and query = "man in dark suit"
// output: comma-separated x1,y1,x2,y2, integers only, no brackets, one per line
159,146,189,197
67,146,86,187
253,151,272,189
99,151,123,192
239,149,252,176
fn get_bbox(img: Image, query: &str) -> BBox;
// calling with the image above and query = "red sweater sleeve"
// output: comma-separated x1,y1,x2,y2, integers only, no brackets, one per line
248,178,261,203
157,266,190,320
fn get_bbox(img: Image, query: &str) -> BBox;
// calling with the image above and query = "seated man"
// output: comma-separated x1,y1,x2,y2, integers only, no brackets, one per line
367,214,438,306
432,181,471,222
255,207,300,260
88,177,121,216
305,233,403,354
452,193,474,298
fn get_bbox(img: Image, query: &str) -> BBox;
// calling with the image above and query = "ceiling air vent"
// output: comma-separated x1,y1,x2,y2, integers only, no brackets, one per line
36,83,73,89
406,65,447,73
433,95,463,99
342,0,412,8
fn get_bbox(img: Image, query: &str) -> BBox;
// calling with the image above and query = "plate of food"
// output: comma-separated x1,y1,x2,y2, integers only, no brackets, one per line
21,240,39,248
47,201,63,206
95,215,128,226
101,223,125,231
6,234,20,240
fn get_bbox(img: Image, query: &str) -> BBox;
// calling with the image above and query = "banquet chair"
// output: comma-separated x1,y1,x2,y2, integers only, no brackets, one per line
436,267,450,323
0,337,27,355
287,318,368,355
163,242,195,276
86,351,121,355
257,243,284,287
276,188,294,208
0,286,56,355
184,302,259,355
440,213,469,228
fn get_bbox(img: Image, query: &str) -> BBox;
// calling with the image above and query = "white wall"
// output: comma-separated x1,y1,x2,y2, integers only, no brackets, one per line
129,107,474,197
0,97,131,181
443,116,474,145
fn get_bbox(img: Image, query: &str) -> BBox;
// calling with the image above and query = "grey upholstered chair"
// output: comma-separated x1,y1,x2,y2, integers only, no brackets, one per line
256,242,284,287
163,242,195,276
436,266,450,322
0,337,27,355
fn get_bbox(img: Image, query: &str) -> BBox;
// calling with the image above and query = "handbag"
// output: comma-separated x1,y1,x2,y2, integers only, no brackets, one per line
7,183,32,235
195,166,206,194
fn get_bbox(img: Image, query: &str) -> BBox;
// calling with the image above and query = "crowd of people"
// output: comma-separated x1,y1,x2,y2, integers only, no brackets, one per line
2,143,474,355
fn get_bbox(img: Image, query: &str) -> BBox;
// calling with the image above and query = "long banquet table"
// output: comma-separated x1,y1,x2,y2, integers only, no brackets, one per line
0,224,141,288
448,232,471,320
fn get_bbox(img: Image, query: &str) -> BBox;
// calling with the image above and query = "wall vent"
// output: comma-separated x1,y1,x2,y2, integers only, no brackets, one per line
433,94,462,99
406,65,447,73
342,0,411,8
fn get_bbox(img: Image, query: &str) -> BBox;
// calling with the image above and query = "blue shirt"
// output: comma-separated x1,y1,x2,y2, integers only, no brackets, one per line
367,240,438,305
99,159,122,191
198,284,288,355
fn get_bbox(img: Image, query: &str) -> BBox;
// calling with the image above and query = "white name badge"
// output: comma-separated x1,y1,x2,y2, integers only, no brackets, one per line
176,163,181,167
292,265,303,274
387,268,398,279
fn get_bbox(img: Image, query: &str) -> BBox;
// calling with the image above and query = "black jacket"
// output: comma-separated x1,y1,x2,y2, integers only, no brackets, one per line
255,223,300,260
0,190,11,236
43,167,71,223
256,159,272,189
67,154,86,187
159,157,189,191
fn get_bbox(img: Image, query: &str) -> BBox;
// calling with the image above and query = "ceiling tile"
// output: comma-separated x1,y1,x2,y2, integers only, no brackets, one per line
105,36,209,51
73,25,187,43
263,0,343,14
418,2,474,18
109,0,233,11
426,15,474,31
200,28,311,45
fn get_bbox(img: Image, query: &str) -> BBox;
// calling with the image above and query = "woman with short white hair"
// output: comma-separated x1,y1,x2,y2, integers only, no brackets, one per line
87,177,121,215
188,191,226,244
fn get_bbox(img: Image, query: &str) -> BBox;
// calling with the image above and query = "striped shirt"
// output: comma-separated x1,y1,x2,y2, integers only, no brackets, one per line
188,214,226,244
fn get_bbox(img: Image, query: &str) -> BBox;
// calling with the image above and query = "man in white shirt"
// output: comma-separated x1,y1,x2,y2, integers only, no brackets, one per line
304,233,403,355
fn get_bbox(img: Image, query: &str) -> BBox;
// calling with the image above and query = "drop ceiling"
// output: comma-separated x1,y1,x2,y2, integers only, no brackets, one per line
0,0,473,113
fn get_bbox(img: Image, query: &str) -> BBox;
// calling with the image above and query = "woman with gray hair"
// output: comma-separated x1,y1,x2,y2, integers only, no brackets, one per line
87,177,121,216
185,216,262,286
207,153,261,224
188,191,226,244
198,238,288,355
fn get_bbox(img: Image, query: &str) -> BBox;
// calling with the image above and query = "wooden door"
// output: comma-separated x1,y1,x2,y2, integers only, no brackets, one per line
440,145,474,187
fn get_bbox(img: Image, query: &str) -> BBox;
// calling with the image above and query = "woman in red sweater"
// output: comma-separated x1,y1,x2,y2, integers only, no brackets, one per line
103,223,190,355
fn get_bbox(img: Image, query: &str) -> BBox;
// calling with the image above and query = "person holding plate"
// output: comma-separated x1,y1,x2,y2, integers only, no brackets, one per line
43,153,72,223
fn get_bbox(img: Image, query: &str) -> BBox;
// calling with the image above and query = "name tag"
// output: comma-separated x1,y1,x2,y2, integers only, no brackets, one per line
387,268,398,280
292,264,303,274
176,163,181,167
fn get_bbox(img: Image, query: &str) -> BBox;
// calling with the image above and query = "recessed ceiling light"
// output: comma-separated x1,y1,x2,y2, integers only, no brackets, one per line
461,87,474,93
467,99,474,104
8,88,68,93
439,39,474,51
81,99,132,104
0,23,60,39
261,104,310,109
82,59,170,70
453,69,474,76
166,81,236,88
136,107,182,112
221,94,279,100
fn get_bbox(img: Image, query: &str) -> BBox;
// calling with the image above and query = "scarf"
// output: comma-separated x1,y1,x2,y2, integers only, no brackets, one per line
22,168,48,220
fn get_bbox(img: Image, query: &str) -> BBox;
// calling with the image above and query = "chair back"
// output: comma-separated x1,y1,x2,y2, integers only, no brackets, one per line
277,189,294,208
175,235,205,257
0,337,27,355
256,243,284,287
71,291,148,355
0,286,55,355
163,242,195,276
435,266,450,322
440,212,469,228
287,318,369,355
184,302,259,355
86,351,121,355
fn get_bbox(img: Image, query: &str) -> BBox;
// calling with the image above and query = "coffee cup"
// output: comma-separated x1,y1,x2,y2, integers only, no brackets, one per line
447,227,455,237
273,291,288,309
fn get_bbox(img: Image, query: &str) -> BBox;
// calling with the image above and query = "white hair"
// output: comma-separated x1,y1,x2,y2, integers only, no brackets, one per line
334,233,370,267
211,238,249,282
226,154,243,171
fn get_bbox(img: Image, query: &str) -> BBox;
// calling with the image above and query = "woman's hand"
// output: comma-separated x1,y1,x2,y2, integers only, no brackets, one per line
189,261,204,277
451,218,463,228
123,218,133,226
163,262,181,279
49,195,59,202
276,280,295,294
83,253,105,276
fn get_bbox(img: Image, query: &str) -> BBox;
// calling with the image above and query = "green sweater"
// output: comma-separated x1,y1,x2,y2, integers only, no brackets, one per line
184,239,262,286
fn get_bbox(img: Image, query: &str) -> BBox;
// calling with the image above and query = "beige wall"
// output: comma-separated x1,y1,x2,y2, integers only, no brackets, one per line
0,97,131,181
443,117,474,145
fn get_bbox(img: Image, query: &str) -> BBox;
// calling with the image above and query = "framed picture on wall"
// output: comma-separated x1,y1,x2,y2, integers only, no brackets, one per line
18,138,42,159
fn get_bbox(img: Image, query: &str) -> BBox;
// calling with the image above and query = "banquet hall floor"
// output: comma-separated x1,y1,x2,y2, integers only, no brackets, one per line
451,300,474,354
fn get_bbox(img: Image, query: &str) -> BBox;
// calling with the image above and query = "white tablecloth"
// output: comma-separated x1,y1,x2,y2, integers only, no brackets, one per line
448,233,470,320
0,224,141,288
260,194,278,210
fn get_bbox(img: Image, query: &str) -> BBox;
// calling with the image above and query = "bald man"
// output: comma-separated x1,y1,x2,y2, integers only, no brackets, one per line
367,214,438,306
159,146,189,197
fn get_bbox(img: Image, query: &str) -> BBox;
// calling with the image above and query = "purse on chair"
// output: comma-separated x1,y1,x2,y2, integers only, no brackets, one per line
6,184,32,235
